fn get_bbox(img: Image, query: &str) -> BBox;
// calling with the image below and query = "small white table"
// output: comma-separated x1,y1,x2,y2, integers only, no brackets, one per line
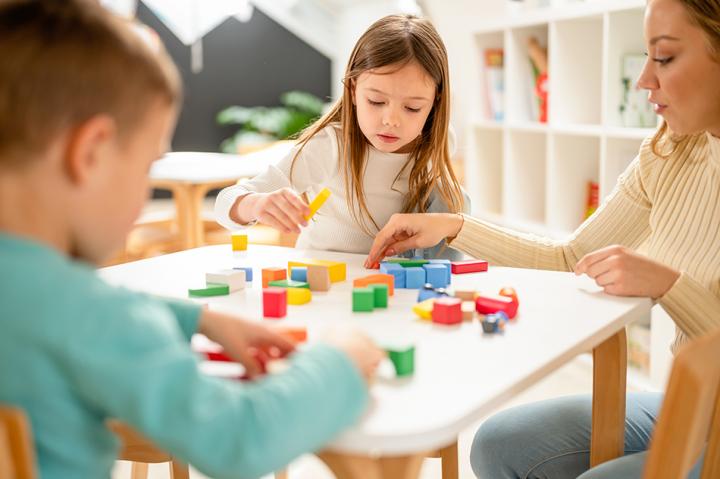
101,245,651,479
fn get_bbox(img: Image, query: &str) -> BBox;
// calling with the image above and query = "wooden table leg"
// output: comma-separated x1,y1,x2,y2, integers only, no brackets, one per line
317,450,426,479
169,185,194,250
591,328,627,467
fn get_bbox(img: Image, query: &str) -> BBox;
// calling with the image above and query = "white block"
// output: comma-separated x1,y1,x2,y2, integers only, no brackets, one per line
206,269,246,292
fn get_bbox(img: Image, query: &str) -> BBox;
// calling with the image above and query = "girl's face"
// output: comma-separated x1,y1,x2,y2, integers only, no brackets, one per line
638,0,720,136
353,60,437,154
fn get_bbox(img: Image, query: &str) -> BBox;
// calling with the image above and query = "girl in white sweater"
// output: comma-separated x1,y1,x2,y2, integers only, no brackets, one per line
216,14,469,257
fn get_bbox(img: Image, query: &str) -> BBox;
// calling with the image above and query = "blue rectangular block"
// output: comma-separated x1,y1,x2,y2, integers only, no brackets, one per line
290,266,308,283
404,267,426,289
380,262,406,288
429,259,451,285
232,266,253,282
423,264,448,289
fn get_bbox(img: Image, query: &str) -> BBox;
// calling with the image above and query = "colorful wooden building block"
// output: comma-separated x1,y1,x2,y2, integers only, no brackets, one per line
422,263,448,289
475,293,518,319
429,259,452,284
268,279,309,289
205,269,246,292
188,283,230,297
432,297,462,325
231,234,248,251
499,287,519,306
277,326,308,344
288,260,346,282
462,301,475,321
290,266,308,283
369,284,388,308
352,288,374,312
454,289,476,301
386,346,415,377
481,312,508,334
286,287,312,305
380,262,406,288
305,187,331,220
262,287,287,318
385,258,430,268
353,274,394,296
262,267,286,288
412,299,435,320
417,283,450,302
232,266,253,282
451,259,489,274
307,264,331,291
404,267,426,289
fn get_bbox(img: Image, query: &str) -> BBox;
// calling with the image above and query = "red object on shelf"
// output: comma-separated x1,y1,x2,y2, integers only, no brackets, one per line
536,72,548,123
431,297,463,325
475,293,518,319
450,260,489,274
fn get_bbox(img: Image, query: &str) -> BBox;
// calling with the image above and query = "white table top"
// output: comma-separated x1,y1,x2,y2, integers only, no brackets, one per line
150,142,295,183
100,244,651,456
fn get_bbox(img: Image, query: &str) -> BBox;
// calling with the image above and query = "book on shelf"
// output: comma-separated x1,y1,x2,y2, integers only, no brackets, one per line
483,49,504,121
620,54,657,128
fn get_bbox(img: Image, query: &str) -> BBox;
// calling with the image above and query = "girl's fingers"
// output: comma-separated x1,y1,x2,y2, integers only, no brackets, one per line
280,190,310,224
575,246,618,275
266,203,300,233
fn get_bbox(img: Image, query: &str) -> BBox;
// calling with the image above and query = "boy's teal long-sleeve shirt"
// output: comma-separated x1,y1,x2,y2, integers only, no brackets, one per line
0,234,368,479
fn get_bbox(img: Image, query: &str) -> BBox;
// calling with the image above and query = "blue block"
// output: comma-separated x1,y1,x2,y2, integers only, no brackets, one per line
405,267,426,289
380,262,406,288
429,259,451,285
232,266,253,282
417,283,450,302
290,266,308,282
423,264,448,289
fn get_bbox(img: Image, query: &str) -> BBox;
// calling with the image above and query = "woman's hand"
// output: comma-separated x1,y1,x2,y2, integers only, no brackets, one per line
574,245,680,299
365,213,464,267
233,188,310,234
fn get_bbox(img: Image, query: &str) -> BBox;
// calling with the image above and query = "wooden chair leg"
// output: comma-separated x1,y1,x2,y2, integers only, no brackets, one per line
170,459,190,479
130,462,148,479
439,441,459,479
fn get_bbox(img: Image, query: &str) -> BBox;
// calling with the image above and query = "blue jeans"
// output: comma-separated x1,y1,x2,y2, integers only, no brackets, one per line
470,393,704,478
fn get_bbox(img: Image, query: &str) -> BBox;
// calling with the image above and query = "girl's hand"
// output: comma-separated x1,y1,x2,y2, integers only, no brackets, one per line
365,213,464,267
319,327,385,384
574,245,680,299
238,189,311,234
199,311,295,378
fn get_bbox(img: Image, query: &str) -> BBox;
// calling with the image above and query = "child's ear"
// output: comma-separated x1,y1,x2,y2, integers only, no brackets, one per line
62,115,117,186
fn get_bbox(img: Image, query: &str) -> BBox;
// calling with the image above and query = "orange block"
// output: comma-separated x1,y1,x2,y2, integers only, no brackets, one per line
262,268,287,288
353,274,394,296
278,326,308,344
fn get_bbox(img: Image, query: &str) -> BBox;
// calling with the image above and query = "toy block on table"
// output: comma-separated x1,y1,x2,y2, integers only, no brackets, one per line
412,299,436,320
232,266,253,282
454,289,476,301
290,266,308,283
288,260,346,282
369,284,388,308
352,288,375,312
422,264,448,289
268,279,309,289
451,259,488,274
189,283,230,297
380,262,406,288
231,234,248,251
278,326,308,344
307,264,331,291
404,267,426,289
305,187,331,220
432,297,463,325
481,312,508,334
286,287,312,305
353,274,394,296
262,268,286,288
475,293,518,319
417,283,450,302
462,301,475,321
262,287,287,318
499,287,519,306
385,258,430,268
205,269,246,292
429,259,452,284
386,346,415,377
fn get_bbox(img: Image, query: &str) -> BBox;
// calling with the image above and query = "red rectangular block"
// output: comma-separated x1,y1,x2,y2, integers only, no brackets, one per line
263,287,287,318
432,297,463,325
451,260,489,274
475,293,517,319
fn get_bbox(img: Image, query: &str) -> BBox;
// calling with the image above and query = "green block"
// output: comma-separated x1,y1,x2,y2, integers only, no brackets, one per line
386,258,430,268
369,284,388,308
188,283,230,297
268,279,310,289
352,288,374,312
386,346,415,377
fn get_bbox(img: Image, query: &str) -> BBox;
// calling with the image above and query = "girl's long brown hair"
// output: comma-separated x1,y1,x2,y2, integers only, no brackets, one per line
651,0,720,156
290,14,464,235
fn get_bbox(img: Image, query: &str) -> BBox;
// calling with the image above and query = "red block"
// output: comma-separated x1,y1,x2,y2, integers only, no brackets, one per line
451,260,489,274
432,297,463,325
263,287,287,318
475,293,517,319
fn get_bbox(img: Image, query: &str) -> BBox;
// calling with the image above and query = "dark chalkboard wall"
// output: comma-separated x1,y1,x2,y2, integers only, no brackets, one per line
136,2,332,152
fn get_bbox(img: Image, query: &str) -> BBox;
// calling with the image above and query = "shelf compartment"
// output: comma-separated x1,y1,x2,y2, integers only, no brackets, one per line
505,24,549,124
504,131,547,225
467,126,503,217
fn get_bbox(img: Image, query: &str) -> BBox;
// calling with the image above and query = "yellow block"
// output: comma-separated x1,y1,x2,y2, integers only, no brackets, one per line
288,259,346,283
231,234,248,251
412,299,436,320
305,187,331,220
287,287,312,305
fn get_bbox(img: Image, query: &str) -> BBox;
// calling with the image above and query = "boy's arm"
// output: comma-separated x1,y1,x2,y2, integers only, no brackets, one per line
153,296,202,341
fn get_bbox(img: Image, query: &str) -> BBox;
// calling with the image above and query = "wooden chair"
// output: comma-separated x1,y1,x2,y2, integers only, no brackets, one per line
643,328,720,478
0,406,37,479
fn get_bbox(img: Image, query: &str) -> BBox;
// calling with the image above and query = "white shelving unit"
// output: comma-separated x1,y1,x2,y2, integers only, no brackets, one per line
464,0,672,389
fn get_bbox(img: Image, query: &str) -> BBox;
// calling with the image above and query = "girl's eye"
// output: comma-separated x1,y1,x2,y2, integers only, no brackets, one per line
368,99,384,106
406,107,421,113
653,56,673,65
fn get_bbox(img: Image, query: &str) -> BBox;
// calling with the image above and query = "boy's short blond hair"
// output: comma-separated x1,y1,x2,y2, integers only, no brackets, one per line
0,0,182,166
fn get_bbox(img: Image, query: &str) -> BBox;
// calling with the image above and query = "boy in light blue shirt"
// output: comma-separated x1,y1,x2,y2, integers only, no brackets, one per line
0,1,383,478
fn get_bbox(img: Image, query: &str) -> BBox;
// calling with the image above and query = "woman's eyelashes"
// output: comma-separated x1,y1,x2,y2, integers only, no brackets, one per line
366,98,422,112
644,51,675,66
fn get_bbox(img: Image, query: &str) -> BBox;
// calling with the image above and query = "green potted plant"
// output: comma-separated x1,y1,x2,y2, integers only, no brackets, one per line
217,90,325,153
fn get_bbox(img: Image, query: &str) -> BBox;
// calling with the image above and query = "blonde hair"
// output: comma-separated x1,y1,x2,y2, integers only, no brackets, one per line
291,14,464,234
651,0,720,156
0,0,181,166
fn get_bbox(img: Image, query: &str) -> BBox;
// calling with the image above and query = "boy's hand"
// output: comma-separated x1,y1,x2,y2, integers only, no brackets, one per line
198,311,295,378
243,189,311,234
319,328,385,383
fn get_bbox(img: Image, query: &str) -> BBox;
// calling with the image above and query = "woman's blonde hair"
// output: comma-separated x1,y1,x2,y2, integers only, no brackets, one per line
651,0,720,156
291,14,464,234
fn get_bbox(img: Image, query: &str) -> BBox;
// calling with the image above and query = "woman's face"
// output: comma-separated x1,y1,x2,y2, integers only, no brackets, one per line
638,0,720,136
